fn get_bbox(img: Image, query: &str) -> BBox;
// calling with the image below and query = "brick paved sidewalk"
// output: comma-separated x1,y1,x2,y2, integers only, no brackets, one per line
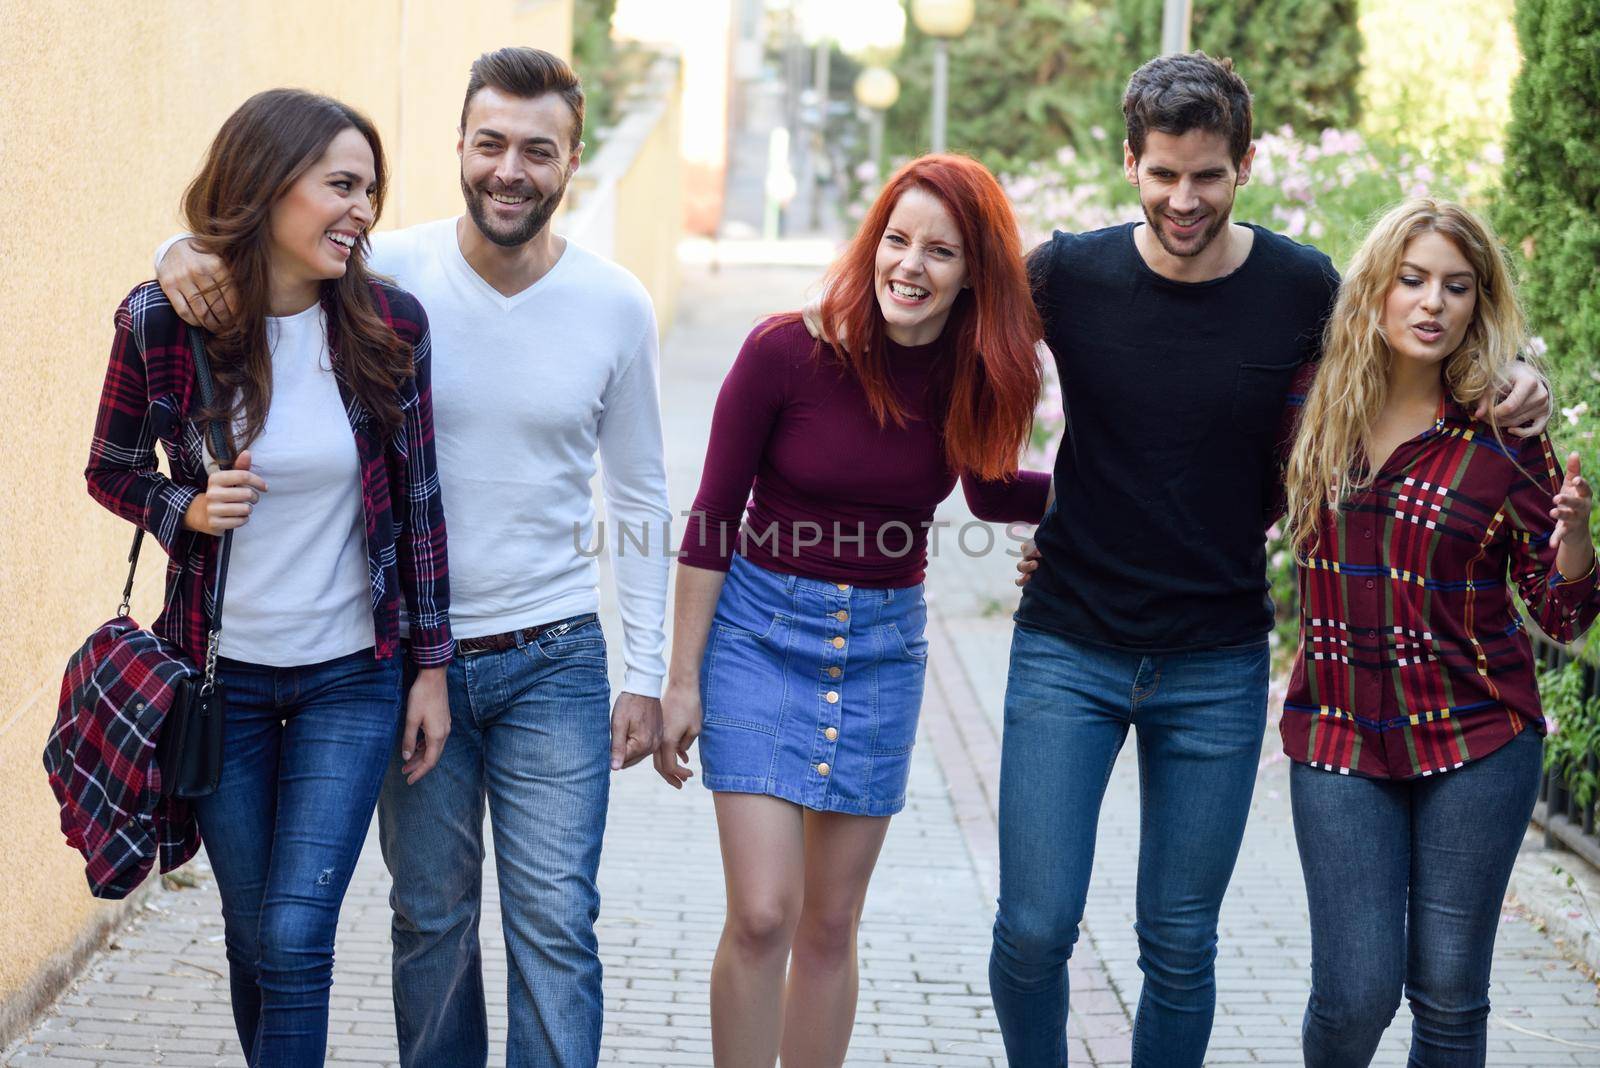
3,716,1016,1068
3,266,1031,1068
10,264,1600,1067
921,489,1600,1067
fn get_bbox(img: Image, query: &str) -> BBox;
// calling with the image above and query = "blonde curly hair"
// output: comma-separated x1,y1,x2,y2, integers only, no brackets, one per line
1282,198,1533,555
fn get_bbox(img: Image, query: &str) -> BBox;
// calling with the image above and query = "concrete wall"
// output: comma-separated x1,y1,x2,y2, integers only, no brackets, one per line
612,0,735,235
0,0,572,1040
566,55,686,333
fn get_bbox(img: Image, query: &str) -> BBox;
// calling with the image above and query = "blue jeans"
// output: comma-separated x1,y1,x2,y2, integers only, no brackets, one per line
192,649,402,1068
378,617,612,1068
989,625,1269,1068
1292,728,1542,1067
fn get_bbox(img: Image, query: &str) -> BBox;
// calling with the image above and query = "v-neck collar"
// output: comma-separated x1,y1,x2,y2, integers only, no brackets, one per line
447,219,570,311
1365,393,1451,481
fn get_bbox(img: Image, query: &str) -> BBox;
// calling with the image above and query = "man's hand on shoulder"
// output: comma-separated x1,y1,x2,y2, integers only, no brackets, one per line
1478,360,1552,437
157,238,238,332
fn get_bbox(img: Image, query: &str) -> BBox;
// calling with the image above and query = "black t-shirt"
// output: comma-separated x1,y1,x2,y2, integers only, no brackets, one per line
1015,222,1340,652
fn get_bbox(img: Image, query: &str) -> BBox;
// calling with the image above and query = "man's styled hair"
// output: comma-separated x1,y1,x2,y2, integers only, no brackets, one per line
460,46,585,148
1123,51,1253,165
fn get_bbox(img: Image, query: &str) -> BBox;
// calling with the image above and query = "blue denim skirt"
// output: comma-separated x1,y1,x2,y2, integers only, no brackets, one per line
698,553,929,817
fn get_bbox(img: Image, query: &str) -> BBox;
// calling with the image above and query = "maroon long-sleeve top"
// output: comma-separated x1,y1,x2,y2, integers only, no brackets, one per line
679,318,1052,587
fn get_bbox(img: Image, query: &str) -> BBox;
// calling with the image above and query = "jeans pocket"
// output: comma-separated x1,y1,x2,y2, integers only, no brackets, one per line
715,612,786,642
702,619,791,733
535,620,608,662
886,621,929,661
870,656,925,757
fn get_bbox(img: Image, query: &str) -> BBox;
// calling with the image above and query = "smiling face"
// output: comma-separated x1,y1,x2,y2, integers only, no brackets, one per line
458,87,582,248
265,126,376,297
872,186,969,347
1125,128,1253,259
1381,230,1478,367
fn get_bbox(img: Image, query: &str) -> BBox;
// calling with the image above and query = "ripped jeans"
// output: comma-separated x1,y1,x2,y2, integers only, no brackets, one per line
194,649,402,1067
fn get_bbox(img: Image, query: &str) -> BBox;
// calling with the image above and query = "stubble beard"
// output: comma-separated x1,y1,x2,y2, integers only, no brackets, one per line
1142,195,1232,259
462,174,570,249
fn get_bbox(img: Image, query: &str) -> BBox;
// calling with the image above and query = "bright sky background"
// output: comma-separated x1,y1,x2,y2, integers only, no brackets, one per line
791,0,906,56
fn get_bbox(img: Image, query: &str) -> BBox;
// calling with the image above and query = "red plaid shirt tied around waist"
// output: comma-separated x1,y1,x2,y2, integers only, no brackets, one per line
1282,382,1600,780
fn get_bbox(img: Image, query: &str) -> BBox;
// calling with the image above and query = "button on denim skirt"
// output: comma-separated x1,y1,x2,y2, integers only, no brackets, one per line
698,553,929,817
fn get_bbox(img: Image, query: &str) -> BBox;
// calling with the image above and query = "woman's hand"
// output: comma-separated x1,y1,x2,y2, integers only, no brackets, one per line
400,666,451,785
1015,538,1042,587
654,676,702,789
183,449,268,535
158,238,239,332
1550,451,1595,579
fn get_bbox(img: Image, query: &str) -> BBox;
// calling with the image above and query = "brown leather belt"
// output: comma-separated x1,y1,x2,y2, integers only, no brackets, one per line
454,613,598,656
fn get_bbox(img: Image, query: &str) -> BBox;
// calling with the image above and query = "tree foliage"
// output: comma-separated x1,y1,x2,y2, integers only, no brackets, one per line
883,0,1362,172
1494,0,1600,424
573,0,622,135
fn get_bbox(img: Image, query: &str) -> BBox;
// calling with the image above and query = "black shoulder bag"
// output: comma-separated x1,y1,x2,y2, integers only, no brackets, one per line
151,330,235,798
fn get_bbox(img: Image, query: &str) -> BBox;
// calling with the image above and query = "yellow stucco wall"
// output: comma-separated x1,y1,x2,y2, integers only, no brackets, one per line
0,0,572,1029
610,65,687,334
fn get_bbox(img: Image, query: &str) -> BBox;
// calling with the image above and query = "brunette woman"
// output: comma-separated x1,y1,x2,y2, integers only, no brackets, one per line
1279,198,1596,1065
656,154,1050,1066
85,89,452,1066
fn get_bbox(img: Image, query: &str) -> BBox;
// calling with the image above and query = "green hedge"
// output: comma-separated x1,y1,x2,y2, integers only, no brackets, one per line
1493,0,1600,782
1494,0,1600,439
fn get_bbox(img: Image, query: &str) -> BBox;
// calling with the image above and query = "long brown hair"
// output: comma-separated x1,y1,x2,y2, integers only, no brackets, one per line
809,154,1042,480
183,88,412,447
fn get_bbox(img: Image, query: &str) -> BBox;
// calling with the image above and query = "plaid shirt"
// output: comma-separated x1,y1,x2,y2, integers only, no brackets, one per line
46,619,204,897
86,280,454,667
1281,373,1599,779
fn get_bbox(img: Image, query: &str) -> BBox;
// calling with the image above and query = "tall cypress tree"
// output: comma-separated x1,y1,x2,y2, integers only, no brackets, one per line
1494,0,1600,400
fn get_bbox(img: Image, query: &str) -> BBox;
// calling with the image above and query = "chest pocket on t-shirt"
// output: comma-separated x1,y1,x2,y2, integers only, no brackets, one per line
1232,361,1300,438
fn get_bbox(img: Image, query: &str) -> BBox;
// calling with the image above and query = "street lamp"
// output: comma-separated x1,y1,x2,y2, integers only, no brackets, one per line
854,66,900,183
911,0,975,154
1162,0,1193,53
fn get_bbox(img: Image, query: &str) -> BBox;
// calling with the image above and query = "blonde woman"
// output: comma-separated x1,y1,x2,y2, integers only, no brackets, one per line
1278,199,1597,1066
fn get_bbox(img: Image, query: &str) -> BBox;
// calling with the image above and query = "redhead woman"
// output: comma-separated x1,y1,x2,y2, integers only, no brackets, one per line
85,89,451,1066
656,154,1051,1067
1279,199,1596,1066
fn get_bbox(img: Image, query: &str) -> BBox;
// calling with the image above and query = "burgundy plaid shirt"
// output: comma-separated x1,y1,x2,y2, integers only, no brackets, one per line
86,281,454,668
1281,382,1599,779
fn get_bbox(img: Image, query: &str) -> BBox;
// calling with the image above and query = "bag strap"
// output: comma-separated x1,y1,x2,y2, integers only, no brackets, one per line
114,329,233,620
113,331,235,690
189,331,235,694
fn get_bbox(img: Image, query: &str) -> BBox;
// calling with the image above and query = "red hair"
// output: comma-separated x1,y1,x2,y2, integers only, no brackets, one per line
810,154,1042,480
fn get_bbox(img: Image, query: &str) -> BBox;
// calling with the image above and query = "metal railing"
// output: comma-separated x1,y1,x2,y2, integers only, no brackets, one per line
1533,639,1600,870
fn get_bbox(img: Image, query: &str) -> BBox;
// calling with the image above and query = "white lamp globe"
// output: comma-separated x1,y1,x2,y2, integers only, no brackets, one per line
911,0,977,39
854,67,901,111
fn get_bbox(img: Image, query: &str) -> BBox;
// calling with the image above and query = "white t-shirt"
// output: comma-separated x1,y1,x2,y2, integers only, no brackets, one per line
369,220,670,697
213,304,374,666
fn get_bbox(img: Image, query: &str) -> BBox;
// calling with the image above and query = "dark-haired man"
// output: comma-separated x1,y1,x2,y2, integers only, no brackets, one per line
157,47,668,1068
986,52,1549,1066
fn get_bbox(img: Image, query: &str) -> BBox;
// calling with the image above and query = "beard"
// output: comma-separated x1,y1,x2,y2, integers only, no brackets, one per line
1141,198,1231,258
461,174,569,249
